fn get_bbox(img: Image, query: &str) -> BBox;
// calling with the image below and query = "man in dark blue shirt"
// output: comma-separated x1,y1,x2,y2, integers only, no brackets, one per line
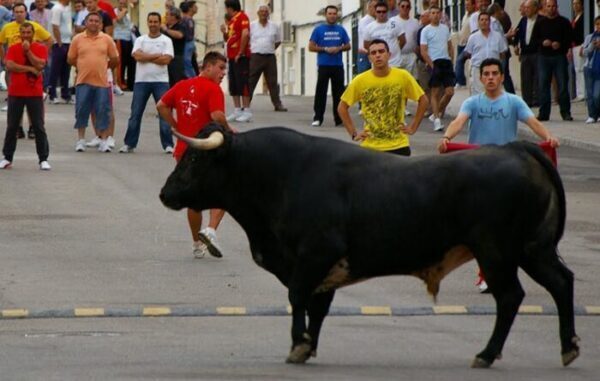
308,5,350,127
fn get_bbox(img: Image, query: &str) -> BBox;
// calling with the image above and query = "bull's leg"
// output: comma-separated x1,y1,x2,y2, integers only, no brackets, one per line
520,252,580,366
286,261,334,364
307,291,335,358
473,265,524,368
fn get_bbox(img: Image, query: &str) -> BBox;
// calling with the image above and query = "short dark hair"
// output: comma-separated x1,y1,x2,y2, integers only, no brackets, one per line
374,1,388,11
368,38,390,52
202,51,227,69
19,22,34,32
480,58,504,76
12,3,27,12
478,10,490,20
325,5,339,13
224,0,241,12
179,1,190,13
85,11,102,22
595,15,600,23
147,11,161,22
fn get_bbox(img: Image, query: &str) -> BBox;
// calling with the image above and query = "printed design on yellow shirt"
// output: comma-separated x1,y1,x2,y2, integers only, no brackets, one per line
361,84,405,141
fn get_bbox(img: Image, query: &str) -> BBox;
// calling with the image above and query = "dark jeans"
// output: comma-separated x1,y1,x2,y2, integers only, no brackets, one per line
584,67,600,119
3,96,48,162
520,53,539,107
502,54,515,94
313,65,345,125
116,39,135,90
248,53,284,108
48,43,71,100
356,52,371,74
538,54,571,119
455,45,467,86
124,82,173,149
168,55,186,87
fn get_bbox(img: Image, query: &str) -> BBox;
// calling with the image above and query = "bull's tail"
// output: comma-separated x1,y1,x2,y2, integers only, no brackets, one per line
519,142,566,246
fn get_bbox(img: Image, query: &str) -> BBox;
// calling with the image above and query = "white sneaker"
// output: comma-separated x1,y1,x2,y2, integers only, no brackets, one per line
585,117,596,124
98,140,111,152
573,96,585,103
428,114,435,122
49,98,63,105
311,120,322,127
113,86,124,96
478,280,489,293
75,139,86,152
119,145,134,153
1,104,7,112
198,228,223,258
192,241,209,259
86,136,102,147
0,158,11,169
405,110,412,116
235,110,253,123
433,118,444,132
226,109,243,122
164,146,174,154
107,136,115,148
39,161,51,170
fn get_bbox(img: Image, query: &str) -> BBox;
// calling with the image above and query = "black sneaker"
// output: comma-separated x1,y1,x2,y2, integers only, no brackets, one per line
27,127,35,139
16,126,25,139
561,114,574,121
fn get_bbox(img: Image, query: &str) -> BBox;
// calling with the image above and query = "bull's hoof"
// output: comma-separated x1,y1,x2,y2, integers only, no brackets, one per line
471,356,492,369
562,337,581,367
286,343,312,364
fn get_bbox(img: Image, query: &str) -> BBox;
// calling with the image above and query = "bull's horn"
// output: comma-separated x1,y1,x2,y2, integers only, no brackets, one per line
171,128,224,150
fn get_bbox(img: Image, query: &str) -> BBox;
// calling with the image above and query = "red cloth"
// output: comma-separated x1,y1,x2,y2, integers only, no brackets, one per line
5,42,48,97
160,76,225,159
444,142,557,167
226,11,251,59
98,1,117,19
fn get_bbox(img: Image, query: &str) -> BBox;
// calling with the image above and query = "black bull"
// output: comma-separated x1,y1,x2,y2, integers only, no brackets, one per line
159,124,580,368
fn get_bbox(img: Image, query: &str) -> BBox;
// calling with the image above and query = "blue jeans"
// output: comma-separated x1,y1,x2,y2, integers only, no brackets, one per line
584,67,600,119
356,53,370,74
74,84,111,130
538,55,571,119
183,41,196,79
455,45,467,86
124,82,173,149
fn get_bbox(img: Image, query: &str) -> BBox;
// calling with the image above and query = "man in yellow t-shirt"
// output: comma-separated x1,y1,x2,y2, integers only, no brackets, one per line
338,38,428,155
0,3,52,56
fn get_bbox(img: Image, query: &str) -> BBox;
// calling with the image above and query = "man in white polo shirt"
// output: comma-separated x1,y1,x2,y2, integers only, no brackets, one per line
119,12,175,153
464,11,507,95
363,1,405,68
247,5,287,112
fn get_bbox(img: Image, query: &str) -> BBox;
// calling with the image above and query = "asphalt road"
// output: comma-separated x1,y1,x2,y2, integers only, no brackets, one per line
0,93,599,380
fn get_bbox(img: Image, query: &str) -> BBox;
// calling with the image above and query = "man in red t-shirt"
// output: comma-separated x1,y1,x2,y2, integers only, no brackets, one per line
0,23,50,170
157,51,233,259
221,0,252,123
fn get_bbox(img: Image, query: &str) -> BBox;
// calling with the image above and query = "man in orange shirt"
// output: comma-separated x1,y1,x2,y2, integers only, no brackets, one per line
67,12,119,153
157,51,233,259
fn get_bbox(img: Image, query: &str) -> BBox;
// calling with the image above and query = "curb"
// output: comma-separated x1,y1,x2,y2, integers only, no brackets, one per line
518,127,600,153
1,305,599,320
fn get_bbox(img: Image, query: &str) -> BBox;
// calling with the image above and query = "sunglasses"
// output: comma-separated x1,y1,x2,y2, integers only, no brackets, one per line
376,10,387,13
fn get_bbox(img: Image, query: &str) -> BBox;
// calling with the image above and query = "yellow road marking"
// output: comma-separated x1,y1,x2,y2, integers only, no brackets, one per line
585,306,600,315
143,307,172,316
361,306,392,315
433,305,467,314
2,309,29,318
519,305,543,314
74,308,105,317
216,307,247,315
